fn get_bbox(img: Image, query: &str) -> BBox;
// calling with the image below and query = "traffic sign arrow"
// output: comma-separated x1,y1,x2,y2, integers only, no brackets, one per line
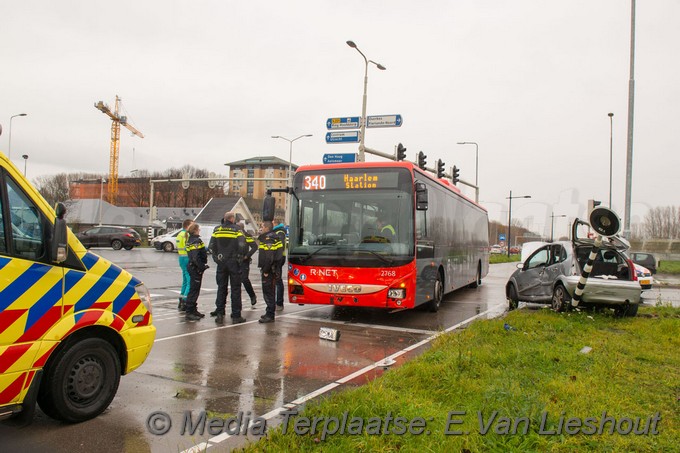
367,114,403,128
325,131,360,143
326,116,361,130
323,153,357,164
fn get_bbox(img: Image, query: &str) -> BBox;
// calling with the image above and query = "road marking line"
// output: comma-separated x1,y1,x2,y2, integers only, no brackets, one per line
179,306,500,453
285,314,437,335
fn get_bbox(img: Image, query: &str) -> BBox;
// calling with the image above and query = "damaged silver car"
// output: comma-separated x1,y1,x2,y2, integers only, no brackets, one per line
506,218,641,317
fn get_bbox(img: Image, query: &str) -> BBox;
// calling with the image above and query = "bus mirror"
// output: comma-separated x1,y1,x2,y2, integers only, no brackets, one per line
263,195,275,222
415,182,428,210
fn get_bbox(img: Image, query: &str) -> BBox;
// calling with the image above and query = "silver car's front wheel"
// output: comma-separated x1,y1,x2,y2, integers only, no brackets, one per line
552,285,571,312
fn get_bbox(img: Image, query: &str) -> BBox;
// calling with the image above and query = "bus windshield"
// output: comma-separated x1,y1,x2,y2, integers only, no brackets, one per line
289,167,414,267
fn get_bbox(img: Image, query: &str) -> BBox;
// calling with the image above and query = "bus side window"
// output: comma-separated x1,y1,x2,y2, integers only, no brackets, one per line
416,209,426,239
6,176,44,261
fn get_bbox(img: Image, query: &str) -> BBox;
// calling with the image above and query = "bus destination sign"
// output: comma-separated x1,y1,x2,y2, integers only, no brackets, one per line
300,171,400,191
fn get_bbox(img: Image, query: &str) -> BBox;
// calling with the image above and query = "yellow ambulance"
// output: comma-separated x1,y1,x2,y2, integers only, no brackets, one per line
0,150,155,423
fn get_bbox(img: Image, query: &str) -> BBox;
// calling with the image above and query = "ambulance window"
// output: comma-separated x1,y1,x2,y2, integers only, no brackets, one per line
0,194,6,253
6,177,44,260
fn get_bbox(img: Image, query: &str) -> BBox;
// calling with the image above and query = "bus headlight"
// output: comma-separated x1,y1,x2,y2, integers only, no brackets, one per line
135,283,153,314
388,288,406,299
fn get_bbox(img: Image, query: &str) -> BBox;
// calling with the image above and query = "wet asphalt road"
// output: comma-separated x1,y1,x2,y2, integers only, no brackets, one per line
2,249,676,452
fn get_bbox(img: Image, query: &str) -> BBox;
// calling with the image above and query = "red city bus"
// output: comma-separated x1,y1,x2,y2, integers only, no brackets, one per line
285,161,489,311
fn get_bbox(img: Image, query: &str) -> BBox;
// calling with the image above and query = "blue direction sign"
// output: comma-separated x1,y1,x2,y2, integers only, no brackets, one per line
325,131,360,143
323,153,357,164
367,114,403,128
326,116,360,130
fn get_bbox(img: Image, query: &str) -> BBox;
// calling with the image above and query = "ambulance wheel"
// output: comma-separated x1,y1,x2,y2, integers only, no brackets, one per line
111,239,123,250
38,338,121,423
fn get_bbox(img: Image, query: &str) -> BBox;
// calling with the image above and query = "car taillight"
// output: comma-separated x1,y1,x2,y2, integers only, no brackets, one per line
627,259,638,281
125,233,134,238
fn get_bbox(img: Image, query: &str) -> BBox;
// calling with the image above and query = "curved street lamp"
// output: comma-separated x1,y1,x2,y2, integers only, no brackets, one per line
507,190,531,256
457,141,479,202
9,113,28,160
608,113,614,208
22,154,28,176
346,40,386,162
550,213,567,242
271,134,313,223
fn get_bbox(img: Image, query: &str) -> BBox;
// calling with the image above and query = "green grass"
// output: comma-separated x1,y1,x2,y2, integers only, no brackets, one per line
489,254,521,264
658,260,680,274
242,306,680,452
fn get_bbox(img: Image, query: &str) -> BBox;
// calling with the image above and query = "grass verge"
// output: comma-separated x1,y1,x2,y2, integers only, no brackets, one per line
242,305,679,452
489,254,521,264
658,260,680,274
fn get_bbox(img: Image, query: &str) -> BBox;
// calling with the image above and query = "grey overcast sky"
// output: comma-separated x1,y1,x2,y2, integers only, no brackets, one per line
2,1,678,239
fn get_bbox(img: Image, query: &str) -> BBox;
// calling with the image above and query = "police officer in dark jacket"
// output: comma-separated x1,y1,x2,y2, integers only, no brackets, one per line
258,221,283,323
208,211,246,324
237,221,258,307
272,219,287,310
185,222,208,321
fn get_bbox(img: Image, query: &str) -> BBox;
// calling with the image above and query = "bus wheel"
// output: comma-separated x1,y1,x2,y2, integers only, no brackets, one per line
469,263,482,288
37,338,121,423
428,271,444,312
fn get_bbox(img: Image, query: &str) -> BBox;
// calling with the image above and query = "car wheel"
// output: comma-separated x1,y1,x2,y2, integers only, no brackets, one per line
614,304,638,318
111,239,123,250
428,271,444,312
37,338,121,423
469,263,482,289
163,242,174,252
507,284,519,311
552,284,571,312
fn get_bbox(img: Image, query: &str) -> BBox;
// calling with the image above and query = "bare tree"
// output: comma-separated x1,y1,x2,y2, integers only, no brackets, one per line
34,173,71,207
643,206,679,239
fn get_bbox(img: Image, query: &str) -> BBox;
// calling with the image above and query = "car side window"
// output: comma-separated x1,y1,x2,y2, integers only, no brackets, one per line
526,247,550,269
550,244,566,264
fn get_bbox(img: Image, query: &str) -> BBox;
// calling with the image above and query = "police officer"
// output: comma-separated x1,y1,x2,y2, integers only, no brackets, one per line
237,220,258,307
185,222,208,321
176,218,193,312
272,218,287,311
258,221,283,323
208,211,246,324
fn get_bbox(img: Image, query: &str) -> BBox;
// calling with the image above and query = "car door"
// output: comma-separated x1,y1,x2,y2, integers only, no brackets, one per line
515,245,551,299
80,227,99,248
541,244,567,296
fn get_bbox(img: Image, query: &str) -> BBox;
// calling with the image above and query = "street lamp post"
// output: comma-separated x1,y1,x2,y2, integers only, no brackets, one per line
457,141,479,202
507,190,531,256
99,178,106,226
22,154,28,176
608,113,614,208
271,134,313,223
550,212,567,242
8,113,28,160
346,40,386,162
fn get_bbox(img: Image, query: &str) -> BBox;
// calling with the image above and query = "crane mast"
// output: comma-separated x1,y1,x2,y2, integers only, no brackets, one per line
94,96,144,203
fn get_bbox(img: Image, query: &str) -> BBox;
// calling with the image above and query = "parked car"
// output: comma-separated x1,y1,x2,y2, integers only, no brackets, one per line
506,219,641,317
151,229,181,252
490,244,503,254
76,226,142,250
629,252,657,274
634,263,653,290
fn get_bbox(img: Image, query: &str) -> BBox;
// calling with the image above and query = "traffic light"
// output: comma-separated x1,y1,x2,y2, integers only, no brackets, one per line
396,143,407,161
436,159,445,178
417,151,427,169
452,165,460,184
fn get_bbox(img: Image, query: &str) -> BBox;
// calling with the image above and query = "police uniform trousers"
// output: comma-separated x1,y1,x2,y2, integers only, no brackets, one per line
186,265,204,313
261,270,277,318
274,260,285,306
240,259,256,299
215,259,243,317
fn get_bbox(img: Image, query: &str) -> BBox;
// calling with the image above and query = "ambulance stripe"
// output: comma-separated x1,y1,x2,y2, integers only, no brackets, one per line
0,372,25,404
64,269,86,293
74,265,122,312
17,306,63,343
23,370,36,390
24,279,63,332
112,280,136,314
0,263,52,311
110,316,125,332
81,252,99,270
33,343,58,368
0,256,9,269
117,298,141,322
0,309,27,334
68,311,105,336
0,344,32,373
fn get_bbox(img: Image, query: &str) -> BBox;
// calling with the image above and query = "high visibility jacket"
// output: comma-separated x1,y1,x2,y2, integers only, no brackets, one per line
187,234,208,272
273,223,287,258
176,229,189,256
381,224,396,236
208,221,245,264
257,230,283,274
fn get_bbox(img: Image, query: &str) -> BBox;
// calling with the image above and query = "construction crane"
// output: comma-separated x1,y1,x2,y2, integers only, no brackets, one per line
94,96,144,203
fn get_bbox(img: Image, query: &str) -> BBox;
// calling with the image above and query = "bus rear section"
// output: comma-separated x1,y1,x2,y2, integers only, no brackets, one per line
0,151,155,424
286,162,489,312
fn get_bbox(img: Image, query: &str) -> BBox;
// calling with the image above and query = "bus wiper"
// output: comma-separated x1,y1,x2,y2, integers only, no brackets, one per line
351,247,394,265
299,246,335,264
